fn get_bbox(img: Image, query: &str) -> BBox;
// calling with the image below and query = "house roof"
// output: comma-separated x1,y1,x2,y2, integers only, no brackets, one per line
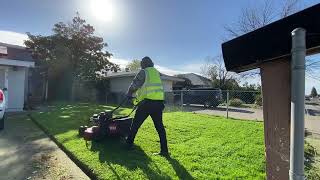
0,42,35,67
105,71,185,82
0,42,34,62
222,3,320,72
177,73,211,86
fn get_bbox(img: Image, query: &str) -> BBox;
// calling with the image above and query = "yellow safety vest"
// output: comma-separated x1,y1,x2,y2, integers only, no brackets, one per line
134,67,164,105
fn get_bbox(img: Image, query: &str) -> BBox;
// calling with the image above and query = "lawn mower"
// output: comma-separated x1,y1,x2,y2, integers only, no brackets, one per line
78,97,136,144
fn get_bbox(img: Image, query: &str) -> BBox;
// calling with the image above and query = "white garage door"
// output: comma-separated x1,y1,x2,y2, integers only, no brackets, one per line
7,67,26,111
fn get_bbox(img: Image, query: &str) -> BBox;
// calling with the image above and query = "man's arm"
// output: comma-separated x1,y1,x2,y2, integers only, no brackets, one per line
126,70,145,97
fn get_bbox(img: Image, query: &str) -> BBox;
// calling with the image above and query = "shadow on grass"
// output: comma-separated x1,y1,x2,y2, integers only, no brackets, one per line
165,156,194,180
91,138,194,180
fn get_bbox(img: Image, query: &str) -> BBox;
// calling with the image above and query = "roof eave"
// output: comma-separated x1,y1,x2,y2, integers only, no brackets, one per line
0,58,35,67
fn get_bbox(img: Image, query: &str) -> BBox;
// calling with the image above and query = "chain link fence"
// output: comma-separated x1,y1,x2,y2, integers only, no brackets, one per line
305,98,320,121
49,80,319,122
164,89,320,121
164,90,263,120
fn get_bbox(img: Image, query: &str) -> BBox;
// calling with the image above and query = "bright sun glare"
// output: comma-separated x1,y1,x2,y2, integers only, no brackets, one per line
91,0,113,22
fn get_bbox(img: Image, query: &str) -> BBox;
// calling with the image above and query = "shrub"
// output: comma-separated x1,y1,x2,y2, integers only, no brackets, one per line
255,94,263,106
229,98,244,107
305,141,320,179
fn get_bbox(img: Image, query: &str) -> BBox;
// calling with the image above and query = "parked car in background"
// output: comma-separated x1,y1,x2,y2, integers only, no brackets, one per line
0,89,6,130
182,88,222,108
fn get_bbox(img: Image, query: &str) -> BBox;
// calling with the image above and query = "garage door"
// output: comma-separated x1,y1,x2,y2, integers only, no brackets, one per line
7,67,25,111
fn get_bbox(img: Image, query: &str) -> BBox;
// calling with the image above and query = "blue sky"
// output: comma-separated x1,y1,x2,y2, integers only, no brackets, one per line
0,0,319,93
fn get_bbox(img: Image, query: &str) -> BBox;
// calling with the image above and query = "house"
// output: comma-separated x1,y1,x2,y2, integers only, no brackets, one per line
175,73,212,88
0,42,35,111
105,71,184,103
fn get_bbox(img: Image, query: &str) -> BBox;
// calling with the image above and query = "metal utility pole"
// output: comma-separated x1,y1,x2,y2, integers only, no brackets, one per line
226,90,229,119
289,28,306,180
180,90,184,110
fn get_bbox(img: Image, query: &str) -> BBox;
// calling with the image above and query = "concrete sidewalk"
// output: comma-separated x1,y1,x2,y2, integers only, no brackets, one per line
305,120,320,135
0,114,90,180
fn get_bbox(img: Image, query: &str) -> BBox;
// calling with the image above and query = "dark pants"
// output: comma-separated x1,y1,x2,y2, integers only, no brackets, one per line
126,100,168,153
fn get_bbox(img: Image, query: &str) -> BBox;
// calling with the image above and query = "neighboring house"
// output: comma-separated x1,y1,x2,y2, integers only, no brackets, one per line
105,71,184,103
0,42,35,111
176,73,212,88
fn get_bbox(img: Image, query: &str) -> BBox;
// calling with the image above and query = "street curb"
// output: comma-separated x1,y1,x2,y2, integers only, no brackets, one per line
28,114,97,180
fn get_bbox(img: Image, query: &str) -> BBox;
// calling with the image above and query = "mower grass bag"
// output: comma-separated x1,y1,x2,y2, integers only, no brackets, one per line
107,117,132,136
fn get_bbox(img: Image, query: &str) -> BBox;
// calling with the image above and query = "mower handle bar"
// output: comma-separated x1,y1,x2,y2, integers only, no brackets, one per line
110,96,136,114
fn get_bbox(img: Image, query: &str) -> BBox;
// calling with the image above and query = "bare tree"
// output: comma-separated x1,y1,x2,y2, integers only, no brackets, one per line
280,0,300,17
201,57,218,80
201,56,239,89
224,0,320,81
306,58,320,81
224,0,300,38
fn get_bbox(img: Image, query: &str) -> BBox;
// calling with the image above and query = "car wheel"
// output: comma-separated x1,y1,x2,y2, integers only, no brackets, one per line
211,102,219,108
204,101,211,108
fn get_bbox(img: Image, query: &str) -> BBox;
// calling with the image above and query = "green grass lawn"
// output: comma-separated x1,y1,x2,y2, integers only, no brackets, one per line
31,103,266,179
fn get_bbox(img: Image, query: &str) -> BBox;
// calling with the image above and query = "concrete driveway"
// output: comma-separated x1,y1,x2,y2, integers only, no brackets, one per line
0,114,89,180
193,105,264,121
187,104,320,133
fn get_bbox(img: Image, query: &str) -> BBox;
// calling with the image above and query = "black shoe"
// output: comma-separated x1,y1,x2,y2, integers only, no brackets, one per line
153,151,170,157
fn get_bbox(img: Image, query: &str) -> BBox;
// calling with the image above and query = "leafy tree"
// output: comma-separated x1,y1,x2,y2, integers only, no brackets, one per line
25,14,119,100
240,82,261,91
25,14,119,80
126,59,141,71
311,87,318,97
237,82,262,104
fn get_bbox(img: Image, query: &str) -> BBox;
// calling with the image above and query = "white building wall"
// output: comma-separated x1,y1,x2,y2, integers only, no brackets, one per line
7,67,26,111
109,77,134,93
162,80,173,92
24,68,29,102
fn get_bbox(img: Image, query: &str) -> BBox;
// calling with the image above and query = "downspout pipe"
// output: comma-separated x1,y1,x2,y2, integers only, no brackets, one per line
289,28,306,180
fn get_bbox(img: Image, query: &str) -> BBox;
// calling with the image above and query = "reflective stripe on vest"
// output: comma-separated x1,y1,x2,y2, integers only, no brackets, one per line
135,67,164,104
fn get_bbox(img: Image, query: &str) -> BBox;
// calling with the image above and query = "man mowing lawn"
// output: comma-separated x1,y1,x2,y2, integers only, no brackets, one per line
126,56,169,157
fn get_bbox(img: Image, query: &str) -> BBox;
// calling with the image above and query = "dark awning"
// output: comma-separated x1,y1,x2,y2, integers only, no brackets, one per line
222,3,320,72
